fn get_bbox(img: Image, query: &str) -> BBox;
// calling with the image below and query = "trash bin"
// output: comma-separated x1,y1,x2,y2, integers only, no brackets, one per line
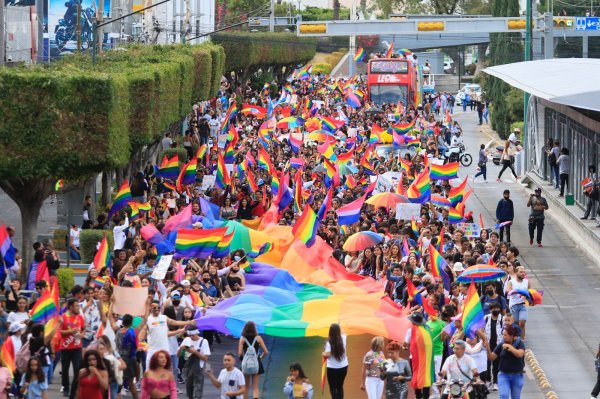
565,194,575,206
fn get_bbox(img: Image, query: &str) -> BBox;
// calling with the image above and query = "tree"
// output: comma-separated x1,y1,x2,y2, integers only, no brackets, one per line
333,0,340,20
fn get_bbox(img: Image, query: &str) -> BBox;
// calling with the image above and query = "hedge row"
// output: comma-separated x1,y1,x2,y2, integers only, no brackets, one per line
0,44,224,180
212,32,316,72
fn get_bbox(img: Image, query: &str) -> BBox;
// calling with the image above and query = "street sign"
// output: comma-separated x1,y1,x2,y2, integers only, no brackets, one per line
575,17,600,31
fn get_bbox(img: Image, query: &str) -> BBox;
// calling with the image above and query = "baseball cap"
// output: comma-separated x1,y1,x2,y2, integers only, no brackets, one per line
181,280,191,287
170,291,182,299
9,322,26,333
452,262,464,272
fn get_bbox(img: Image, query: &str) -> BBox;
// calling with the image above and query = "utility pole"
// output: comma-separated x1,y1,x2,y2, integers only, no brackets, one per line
76,2,82,52
269,0,275,32
0,1,5,65
97,0,105,54
523,0,533,173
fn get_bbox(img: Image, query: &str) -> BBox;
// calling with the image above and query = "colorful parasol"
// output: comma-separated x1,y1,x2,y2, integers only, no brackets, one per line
456,265,507,283
342,231,384,252
365,192,409,209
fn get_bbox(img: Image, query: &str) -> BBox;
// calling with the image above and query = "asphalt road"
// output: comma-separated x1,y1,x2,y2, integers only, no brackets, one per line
15,109,593,398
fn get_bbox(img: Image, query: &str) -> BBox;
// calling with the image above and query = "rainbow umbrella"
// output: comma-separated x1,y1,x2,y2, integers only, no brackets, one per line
342,231,383,252
338,164,359,176
276,116,305,129
306,130,336,142
456,265,506,283
365,192,409,209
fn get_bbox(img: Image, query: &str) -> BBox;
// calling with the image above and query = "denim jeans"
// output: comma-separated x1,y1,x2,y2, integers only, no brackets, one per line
498,372,524,399
552,164,560,188
69,247,81,260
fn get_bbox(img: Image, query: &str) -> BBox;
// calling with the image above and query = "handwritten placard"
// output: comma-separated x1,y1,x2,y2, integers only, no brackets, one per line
456,223,481,238
151,254,173,281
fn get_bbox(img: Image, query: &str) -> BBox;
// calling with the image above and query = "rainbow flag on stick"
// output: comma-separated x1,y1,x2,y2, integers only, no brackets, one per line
407,168,431,203
430,162,459,180
353,47,365,62
215,151,231,189
321,356,327,394
385,42,394,58
461,281,486,338
429,244,451,290
30,280,59,324
107,180,132,221
212,229,235,259
93,236,112,271
174,227,228,259
176,157,197,191
292,204,319,247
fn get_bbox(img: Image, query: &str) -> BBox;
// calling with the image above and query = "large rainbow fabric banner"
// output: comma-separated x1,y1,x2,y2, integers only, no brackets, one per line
196,263,411,339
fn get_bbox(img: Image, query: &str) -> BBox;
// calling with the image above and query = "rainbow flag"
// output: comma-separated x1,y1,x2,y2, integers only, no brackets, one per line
429,244,451,290
394,100,404,121
409,325,434,390
247,242,274,259
385,42,394,58
0,335,16,373
223,140,236,164
247,168,259,193
462,282,486,338
346,91,362,108
317,186,333,220
448,177,468,205
292,204,319,247
196,144,207,162
392,119,416,135
430,162,459,180
370,124,383,145
448,207,464,224
399,159,411,176
176,157,197,191
293,168,303,213
190,290,204,308
407,169,431,203
30,281,58,324
93,236,112,271
163,180,178,193
215,151,231,189
35,260,49,283
258,148,274,173
318,137,337,161
353,47,365,62
336,147,354,165
271,172,280,197
155,154,180,180
321,116,340,132
289,134,302,154
431,195,452,208
128,201,141,223
495,221,512,229
213,229,235,259
107,180,132,220
174,227,228,258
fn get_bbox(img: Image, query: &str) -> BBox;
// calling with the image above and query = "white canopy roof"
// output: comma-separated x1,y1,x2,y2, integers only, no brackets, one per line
483,58,600,112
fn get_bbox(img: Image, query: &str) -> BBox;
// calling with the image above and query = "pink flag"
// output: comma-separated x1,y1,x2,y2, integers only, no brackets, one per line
163,203,193,234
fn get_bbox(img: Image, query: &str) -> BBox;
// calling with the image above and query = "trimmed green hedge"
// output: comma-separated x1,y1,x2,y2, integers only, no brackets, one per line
312,62,332,75
0,44,224,180
162,148,188,164
80,229,114,264
57,268,75,297
212,32,316,72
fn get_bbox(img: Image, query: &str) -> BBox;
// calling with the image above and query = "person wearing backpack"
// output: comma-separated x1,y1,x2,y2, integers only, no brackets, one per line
237,321,268,399
178,325,210,399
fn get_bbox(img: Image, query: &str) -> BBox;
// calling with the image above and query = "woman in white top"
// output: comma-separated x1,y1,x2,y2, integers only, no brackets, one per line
322,323,348,399
69,224,81,260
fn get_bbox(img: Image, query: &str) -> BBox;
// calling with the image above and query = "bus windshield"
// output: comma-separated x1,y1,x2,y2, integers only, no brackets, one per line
369,84,408,106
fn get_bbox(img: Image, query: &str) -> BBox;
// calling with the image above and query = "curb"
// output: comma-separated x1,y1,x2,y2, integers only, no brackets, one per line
525,349,558,399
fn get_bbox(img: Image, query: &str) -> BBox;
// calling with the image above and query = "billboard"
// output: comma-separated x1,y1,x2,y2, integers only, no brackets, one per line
46,0,110,56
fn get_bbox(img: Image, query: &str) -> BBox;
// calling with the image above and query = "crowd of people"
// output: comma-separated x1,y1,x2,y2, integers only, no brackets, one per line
0,62,559,399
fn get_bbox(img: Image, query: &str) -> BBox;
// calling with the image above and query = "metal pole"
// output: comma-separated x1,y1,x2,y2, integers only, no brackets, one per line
97,0,104,53
269,0,275,32
0,1,5,65
543,12,554,59
76,2,82,52
523,0,532,173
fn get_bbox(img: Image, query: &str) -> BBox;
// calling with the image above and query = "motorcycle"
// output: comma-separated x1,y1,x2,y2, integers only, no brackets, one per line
54,1,95,49
437,379,488,399
443,143,473,167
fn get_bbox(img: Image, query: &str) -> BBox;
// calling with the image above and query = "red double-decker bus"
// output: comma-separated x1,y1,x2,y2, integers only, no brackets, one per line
366,58,419,107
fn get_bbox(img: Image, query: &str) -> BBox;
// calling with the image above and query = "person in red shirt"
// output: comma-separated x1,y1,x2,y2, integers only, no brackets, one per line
59,298,85,398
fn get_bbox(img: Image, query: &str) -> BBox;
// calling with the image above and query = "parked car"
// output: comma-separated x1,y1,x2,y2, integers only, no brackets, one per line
455,83,482,105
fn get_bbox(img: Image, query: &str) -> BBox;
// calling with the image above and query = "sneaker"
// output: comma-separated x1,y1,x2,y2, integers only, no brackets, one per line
497,178,502,182
176,388,183,394
60,387,65,393
530,240,533,246
538,243,543,247
177,376,185,384
492,384,498,391
516,176,521,180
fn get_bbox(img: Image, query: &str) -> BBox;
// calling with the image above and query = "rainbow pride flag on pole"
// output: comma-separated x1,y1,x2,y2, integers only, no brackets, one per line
107,180,132,221
407,169,431,203
93,236,112,271
292,204,319,247
30,281,59,324
353,47,365,62
430,162,459,180
429,244,451,290
174,227,228,258
461,282,486,338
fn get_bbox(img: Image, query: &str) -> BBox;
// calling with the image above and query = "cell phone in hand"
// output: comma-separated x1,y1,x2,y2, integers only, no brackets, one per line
205,363,212,373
